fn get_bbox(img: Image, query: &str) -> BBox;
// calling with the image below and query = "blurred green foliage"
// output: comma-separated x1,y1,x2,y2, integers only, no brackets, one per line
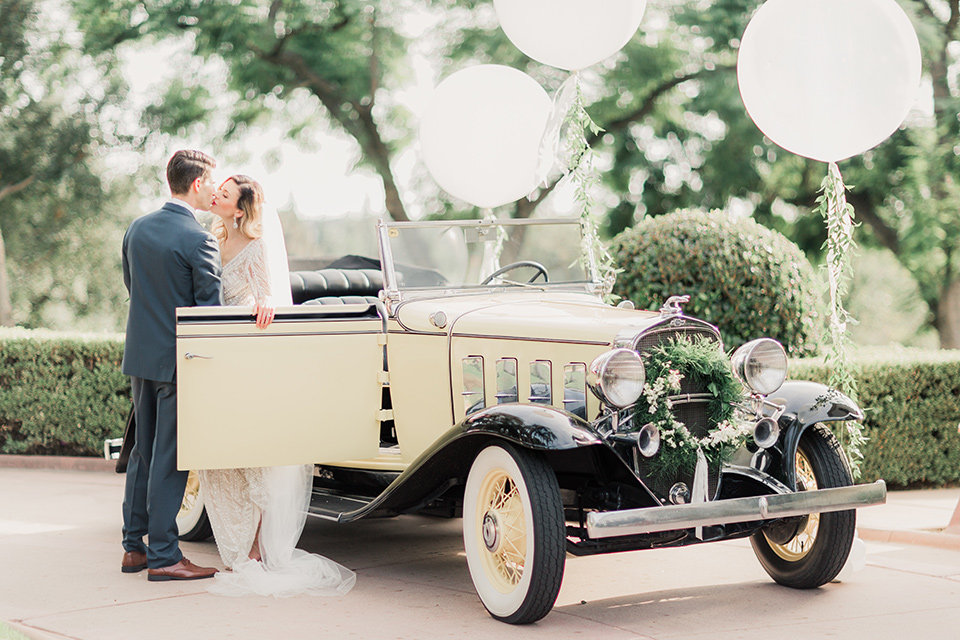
0,328,129,456
611,209,825,356
1,0,135,331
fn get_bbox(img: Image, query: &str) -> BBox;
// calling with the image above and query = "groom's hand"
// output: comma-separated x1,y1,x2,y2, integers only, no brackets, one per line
254,304,275,329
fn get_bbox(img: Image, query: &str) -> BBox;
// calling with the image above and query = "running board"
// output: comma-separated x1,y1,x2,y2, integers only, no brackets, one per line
307,492,376,521
585,480,886,539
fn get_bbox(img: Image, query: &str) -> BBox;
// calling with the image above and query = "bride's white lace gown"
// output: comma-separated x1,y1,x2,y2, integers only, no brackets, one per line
198,238,356,597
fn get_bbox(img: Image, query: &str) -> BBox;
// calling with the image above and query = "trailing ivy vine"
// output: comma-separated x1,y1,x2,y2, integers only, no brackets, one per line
814,162,867,477
561,73,620,300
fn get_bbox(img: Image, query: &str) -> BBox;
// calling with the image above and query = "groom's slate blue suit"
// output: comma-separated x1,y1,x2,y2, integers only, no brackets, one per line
121,201,222,569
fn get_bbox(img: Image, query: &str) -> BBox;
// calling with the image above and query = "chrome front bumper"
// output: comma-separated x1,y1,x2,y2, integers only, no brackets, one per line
585,480,887,539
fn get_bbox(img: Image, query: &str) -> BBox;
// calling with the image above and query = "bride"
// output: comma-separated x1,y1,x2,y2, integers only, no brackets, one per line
199,174,356,597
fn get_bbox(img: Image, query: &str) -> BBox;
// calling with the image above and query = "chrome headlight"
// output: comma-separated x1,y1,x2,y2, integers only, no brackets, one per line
588,349,645,408
731,338,787,395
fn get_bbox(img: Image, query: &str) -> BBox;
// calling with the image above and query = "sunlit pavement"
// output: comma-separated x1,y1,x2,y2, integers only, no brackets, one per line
1,463,958,640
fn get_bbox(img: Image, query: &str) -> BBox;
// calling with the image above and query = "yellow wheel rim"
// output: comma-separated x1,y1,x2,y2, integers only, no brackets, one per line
179,470,201,518
766,449,820,561
475,469,528,593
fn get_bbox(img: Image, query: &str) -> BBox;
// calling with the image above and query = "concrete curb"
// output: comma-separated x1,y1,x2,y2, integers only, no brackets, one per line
858,526,960,551
5,620,65,640
0,454,115,473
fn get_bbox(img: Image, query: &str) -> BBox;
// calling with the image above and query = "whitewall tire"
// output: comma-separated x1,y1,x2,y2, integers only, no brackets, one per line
462,444,565,624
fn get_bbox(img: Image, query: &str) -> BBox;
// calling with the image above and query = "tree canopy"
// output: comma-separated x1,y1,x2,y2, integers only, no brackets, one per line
0,0,135,330
6,0,957,347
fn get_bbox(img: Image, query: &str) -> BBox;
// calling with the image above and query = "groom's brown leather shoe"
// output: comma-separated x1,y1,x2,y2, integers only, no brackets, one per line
121,551,147,574
147,557,218,582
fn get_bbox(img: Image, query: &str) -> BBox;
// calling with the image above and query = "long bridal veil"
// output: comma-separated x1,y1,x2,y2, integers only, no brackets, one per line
207,206,356,598
261,204,293,307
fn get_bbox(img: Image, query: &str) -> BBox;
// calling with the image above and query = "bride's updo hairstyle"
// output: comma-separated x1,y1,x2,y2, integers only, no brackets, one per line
211,174,265,244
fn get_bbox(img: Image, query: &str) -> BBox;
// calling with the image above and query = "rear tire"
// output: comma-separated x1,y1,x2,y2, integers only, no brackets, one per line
751,423,855,588
463,444,565,624
177,470,213,542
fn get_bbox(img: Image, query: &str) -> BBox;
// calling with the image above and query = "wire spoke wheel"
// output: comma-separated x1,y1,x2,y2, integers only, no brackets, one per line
177,470,212,541
751,423,856,588
767,450,820,561
463,444,565,624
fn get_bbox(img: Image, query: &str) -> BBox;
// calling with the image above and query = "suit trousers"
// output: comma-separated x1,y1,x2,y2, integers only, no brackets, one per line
121,377,187,569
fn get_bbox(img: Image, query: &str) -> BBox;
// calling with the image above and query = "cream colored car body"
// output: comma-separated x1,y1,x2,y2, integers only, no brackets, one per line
177,218,620,471
176,291,660,471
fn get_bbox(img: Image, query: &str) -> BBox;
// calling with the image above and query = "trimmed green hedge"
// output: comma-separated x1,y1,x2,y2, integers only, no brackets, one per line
1,330,958,488
792,347,960,487
0,328,130,456
611,209,825,357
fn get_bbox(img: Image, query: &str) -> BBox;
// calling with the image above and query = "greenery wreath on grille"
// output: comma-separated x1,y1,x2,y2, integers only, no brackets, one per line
634,336,749,478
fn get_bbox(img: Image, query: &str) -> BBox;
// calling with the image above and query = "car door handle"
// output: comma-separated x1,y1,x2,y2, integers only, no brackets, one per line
184,352,213,360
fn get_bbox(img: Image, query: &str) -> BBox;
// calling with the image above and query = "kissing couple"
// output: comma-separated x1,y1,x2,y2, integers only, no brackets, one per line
119,149,355,597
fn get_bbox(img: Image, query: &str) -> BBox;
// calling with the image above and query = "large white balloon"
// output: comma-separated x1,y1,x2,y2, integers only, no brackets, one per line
419,65,552,209
737,0,921,163
494,0,647,71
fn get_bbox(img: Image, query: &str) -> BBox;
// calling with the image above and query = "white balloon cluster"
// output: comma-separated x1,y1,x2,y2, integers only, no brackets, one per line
419,0,647,209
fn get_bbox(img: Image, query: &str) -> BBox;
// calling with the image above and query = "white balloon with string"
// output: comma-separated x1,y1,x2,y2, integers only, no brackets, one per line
494,0,647,71
420,65,552,209
737,0,921,163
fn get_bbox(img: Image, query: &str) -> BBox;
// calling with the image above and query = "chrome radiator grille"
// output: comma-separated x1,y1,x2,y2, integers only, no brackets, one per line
633,323,723,501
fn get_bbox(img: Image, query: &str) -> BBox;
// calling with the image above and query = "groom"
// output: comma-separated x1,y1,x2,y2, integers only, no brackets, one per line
120,150,223,581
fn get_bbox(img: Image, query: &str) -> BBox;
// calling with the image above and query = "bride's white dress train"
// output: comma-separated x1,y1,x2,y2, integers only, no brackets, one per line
201,464,355,597
198,232,355,597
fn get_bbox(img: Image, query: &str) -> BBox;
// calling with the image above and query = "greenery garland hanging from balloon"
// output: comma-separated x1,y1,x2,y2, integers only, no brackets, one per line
737,0,922,475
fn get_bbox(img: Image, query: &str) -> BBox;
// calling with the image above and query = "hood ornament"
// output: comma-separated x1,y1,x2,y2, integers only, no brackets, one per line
659,295,690,318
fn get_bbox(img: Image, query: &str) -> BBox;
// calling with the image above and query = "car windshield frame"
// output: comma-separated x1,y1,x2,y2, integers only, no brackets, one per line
377,218,602,305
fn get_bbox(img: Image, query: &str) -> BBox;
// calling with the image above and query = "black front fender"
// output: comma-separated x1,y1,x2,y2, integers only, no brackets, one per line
771,380,863,489
333,404,603,521
459,404,602,450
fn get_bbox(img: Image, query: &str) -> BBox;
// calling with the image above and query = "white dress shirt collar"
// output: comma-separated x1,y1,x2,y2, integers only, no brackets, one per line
167,197,197,219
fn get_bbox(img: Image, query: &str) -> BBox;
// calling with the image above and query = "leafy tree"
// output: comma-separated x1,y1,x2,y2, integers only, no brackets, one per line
0,0,134,330
73,0,418,222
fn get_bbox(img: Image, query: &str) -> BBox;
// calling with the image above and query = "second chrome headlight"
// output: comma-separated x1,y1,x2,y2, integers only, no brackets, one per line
588,349,645,408
731,338,787,395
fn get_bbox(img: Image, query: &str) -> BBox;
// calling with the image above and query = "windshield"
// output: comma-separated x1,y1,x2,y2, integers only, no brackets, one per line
379,219,594,294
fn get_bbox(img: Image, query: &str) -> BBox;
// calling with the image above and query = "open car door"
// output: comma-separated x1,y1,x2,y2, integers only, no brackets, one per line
175,305,384,470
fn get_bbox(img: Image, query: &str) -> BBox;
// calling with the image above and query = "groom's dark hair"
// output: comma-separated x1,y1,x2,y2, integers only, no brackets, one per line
166,150,216,196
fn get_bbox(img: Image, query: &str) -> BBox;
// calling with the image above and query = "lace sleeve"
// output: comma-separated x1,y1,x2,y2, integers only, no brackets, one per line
245,239,273,306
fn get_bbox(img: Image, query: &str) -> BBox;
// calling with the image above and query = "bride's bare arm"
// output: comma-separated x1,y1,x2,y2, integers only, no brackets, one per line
247,240,276,329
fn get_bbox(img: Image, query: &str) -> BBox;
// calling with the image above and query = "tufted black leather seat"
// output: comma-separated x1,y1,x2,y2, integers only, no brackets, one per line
303,295,381,306
289,268,384,305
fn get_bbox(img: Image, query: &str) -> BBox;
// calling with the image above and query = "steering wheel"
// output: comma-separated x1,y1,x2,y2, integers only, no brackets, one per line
480,261,549,285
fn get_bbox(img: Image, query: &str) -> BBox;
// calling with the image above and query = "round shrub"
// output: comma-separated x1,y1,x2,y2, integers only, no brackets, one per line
610,209,825,356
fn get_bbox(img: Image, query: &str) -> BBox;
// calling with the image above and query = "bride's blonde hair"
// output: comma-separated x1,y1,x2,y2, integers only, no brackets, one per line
211,175,265,244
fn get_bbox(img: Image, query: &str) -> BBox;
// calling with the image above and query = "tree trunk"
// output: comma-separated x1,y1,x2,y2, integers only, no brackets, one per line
936,279,960,349
0,225,12,326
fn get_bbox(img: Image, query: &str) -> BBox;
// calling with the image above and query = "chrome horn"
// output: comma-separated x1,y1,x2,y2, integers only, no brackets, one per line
606,423,661,458
636,423,661,457
752,417,780,449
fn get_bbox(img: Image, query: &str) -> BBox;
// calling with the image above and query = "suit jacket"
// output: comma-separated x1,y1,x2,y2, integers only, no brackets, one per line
121,202,223,382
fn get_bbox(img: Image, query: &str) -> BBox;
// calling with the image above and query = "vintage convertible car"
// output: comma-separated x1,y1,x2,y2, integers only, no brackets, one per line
171,218,885,624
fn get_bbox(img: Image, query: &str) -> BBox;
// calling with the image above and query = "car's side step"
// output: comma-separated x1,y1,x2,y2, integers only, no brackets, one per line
307,492,377,521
